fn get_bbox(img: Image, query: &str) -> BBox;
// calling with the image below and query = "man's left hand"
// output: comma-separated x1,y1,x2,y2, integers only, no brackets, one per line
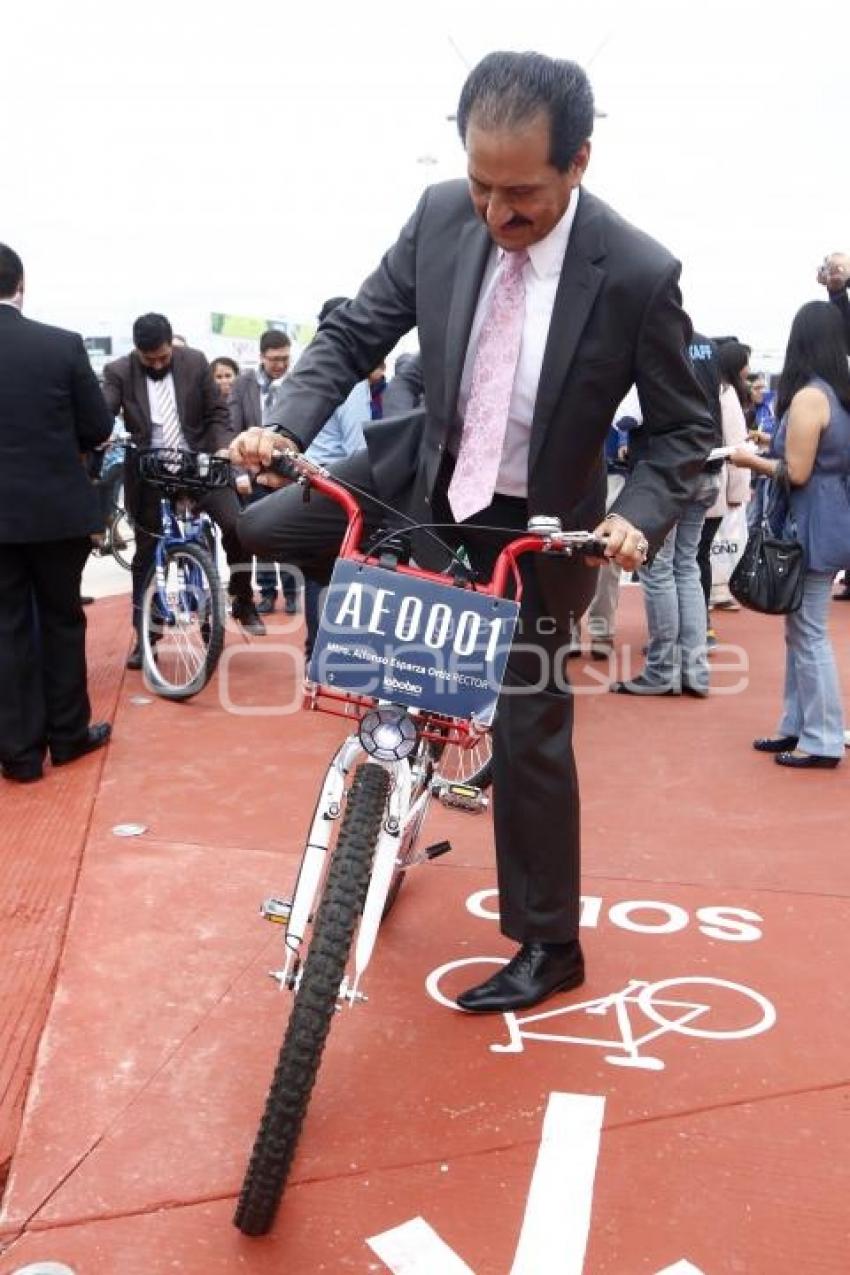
591,513,649,571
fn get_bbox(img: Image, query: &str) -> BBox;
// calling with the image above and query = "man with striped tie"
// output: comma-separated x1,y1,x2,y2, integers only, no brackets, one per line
103,313,265,669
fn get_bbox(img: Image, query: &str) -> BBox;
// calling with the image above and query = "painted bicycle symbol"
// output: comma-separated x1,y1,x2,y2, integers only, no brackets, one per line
426,959,777,1071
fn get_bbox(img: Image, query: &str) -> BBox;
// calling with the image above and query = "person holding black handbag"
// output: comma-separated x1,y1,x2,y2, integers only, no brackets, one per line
730,300,850,770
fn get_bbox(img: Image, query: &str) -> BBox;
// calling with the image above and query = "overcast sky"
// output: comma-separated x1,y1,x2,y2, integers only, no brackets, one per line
3,0,848,365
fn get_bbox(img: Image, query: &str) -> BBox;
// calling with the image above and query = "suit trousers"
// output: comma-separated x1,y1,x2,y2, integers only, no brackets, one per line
0,538,92,766
238,449,597,943
125,464,253,631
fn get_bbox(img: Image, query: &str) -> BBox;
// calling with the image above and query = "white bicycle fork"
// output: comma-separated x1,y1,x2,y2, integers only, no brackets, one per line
275,736,423,1003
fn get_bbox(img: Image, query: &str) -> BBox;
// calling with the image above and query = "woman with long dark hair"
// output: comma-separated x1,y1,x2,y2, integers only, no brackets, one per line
731,300,850,768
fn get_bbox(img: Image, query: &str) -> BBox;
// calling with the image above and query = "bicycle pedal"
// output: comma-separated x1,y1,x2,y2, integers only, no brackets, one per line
436,782,490,813
260,896,292,925
423,839,452,861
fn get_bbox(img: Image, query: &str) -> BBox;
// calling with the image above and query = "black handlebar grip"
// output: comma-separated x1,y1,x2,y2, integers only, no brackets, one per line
267,450,302,480
576,537,609,558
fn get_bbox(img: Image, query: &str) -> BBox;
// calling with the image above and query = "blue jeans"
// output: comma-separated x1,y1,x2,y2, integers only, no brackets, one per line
637,478,719,692
778,571,845,756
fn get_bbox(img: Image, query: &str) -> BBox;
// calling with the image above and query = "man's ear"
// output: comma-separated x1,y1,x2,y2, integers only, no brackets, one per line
569,141,592,181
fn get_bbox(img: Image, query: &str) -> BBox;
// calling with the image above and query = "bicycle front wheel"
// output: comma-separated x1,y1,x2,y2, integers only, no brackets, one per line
141,541,224,700
234,762,391,1237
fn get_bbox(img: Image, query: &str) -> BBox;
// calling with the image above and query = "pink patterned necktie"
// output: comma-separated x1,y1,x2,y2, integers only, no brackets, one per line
448,248,529,523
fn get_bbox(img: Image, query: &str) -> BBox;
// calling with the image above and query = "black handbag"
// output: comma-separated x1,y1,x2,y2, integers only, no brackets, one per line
729,478,804,614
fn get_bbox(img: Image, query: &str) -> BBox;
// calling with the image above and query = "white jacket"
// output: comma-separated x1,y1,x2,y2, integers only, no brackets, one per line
707,385,751,519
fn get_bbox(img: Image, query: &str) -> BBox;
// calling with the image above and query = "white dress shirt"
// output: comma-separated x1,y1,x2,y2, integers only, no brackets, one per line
147,371,188,448
455,189,581,497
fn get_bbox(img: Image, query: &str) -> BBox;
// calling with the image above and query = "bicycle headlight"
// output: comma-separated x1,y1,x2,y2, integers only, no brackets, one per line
358,706,418,762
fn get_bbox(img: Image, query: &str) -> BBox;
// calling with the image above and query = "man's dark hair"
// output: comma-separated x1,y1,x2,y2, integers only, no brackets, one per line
0,243,24,299
132,312,173,351
456,51,594,173
318,296,351,325
776,300,850,417
259,328,291,354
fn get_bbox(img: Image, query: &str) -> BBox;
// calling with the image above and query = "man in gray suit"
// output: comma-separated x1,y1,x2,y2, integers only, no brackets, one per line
231,51,715,1013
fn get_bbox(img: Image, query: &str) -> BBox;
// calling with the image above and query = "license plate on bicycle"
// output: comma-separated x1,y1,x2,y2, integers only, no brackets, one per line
307,560,519,726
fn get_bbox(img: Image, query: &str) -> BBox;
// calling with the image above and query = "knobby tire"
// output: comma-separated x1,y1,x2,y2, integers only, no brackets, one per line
234,762,391,1236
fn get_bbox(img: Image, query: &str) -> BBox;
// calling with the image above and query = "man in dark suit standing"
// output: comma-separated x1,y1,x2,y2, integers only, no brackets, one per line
229,328,298,615
102,313,265,667
0,244,114,782
231,52,715,1012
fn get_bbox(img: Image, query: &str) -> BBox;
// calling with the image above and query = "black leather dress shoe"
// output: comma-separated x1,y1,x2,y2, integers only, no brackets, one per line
610,677,678,696
232,598,267,636
126,641,143,670
753,734,799,753
775,750,840,770
681,683,709,699
2,759,43,783
456,941,585,1013
51,722,112,766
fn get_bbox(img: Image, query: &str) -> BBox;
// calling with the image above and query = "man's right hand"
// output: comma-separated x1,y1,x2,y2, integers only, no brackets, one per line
227,427,299,489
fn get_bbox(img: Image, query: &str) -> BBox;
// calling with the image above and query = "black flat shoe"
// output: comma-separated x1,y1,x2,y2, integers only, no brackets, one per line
775,751,840,770
610,678,678,696
456,941,585,1013
256,596,275,615
51,722,112,766
753,734,799,753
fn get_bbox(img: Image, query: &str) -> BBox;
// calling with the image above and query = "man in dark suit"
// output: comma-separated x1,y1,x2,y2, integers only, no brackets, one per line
102,313,265,667
231,52,715,1012
382,351,425,415
0,244,114,782
229,328,298,615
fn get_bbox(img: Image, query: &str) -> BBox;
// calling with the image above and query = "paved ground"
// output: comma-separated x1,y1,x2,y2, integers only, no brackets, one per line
0,584,848,1274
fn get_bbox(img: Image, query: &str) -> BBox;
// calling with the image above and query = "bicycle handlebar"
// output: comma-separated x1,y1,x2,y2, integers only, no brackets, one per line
266,449,607,601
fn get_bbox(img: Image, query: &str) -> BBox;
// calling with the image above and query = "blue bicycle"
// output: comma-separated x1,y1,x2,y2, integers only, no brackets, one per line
136,448,229,700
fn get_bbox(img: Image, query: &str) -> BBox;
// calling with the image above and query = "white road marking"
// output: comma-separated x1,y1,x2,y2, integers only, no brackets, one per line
366,1216,476,1274
653,1263,706,1274
510,1092,606,1275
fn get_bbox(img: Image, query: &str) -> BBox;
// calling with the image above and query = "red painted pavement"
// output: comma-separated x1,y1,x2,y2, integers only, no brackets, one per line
0,590,848,1273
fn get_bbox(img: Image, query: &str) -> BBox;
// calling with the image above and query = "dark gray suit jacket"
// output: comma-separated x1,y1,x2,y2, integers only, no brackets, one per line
0,306,112,542
383,352,425,414
102,345,233,453
267,181,715,552
229,371,263,433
